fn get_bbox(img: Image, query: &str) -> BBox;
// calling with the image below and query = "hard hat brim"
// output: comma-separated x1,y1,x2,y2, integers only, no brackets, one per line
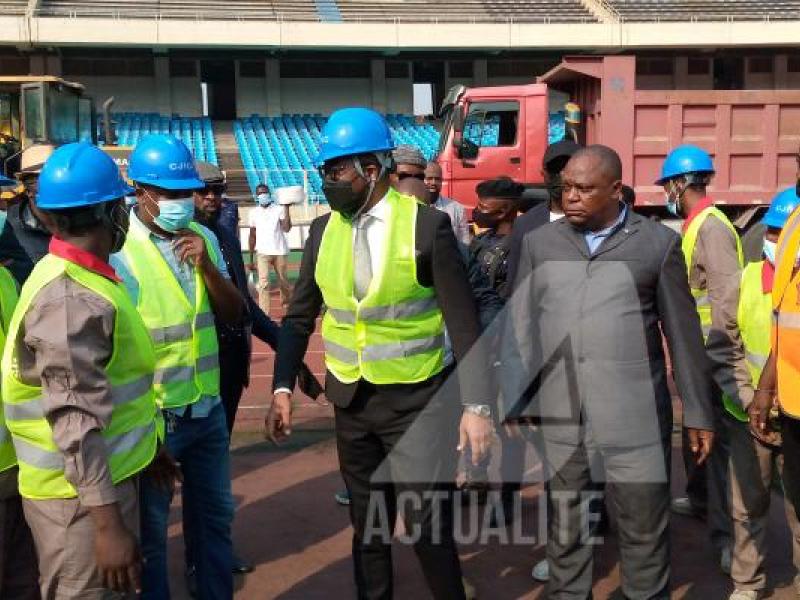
36,181,134,210
131,176,205,191
654,169,715,186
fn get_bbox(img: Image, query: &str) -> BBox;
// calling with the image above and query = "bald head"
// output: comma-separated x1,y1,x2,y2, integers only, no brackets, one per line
571,145,622,182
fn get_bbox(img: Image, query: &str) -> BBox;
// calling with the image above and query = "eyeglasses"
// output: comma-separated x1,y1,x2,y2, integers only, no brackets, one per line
397,172,425,181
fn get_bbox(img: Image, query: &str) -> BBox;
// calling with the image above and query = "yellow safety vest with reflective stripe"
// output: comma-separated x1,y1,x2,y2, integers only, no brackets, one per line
682,206,744,340
1,254,161,499
0,265,18,473
773,205,800,418
120,221,220,409
723,261,772,422
316,189,445,385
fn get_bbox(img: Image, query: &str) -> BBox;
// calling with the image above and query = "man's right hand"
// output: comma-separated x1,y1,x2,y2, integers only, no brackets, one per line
686,428,715,465
91,504,141,593
748,388,779,445
266,392,293,443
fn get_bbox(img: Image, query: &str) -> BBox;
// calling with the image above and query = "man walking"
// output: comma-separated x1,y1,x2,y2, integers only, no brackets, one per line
423,161,470,246
504,145,714,598
112,134,244,600
248,183,292,313
268,108,493,599
658,144,744,572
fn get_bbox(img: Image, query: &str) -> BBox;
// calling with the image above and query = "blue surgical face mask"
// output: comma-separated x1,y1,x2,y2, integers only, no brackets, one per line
763,239,777,264
256,193,272,207
154,197,195,232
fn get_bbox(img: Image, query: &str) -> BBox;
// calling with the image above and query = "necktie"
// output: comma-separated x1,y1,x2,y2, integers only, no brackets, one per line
354,214,372,300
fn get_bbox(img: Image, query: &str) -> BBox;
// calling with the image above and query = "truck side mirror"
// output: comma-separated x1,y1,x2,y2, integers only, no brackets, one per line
459,138,479,160
453,105,465,132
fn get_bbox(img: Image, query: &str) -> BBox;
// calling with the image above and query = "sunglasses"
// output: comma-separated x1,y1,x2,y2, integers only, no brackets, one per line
397,172,425,181
200,184,225,195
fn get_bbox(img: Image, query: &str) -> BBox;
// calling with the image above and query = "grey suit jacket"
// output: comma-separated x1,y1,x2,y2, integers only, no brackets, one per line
501,209,714,448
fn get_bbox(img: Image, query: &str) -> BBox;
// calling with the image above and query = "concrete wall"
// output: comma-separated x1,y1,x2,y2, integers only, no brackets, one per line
280,78,371,114
76,76,158,112
170,77,202,116
237,75,268,117
385,79,413,114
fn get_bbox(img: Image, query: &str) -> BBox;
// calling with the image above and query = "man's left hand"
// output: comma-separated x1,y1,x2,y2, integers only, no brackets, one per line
458,411,494,466
173,230,210,269
686,427,715,465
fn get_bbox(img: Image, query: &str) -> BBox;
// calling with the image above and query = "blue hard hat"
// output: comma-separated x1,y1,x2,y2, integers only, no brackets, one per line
128,134,204,190
315,108,395,166
36,143,133,210
762,186,800,229
656,144,715,185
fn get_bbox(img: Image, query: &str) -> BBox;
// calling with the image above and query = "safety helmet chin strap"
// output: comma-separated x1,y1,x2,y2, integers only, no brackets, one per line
668,172,711,211
350,152,393,221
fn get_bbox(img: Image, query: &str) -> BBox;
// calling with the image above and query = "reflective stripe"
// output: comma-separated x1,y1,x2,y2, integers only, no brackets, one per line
149,323,192,345
693,294,710,307
745,350,768,370
107,421,155,456
327,308,355,325
197,353,219,373
13,439,63,471
14,421,156,473
776,210,800,268
324,339,358,364
362,334,445,362
701,324,711,337
6,375,154,423
359,297,439,322
155,365,194,385
776,312,800,329
195,311,215,329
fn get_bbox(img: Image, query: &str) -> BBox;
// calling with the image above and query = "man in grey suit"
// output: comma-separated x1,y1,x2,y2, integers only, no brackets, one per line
502,145,715,599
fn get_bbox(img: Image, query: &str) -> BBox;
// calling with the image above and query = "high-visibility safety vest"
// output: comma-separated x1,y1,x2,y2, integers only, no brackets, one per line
682,205,744,340
0,265,19,474
724,261,772,422
1,255,161,500
773,205,800,418
315,189,445,385
120,221,221,409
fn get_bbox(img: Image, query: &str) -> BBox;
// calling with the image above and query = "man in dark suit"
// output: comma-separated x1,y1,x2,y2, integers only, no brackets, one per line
503,145,715,598
268,108,493,600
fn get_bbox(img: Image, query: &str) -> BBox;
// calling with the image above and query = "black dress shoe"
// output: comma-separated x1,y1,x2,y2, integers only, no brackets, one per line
232,553,254,574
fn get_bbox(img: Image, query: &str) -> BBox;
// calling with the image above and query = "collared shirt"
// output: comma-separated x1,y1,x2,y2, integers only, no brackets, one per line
110,210,229,419
433,195,470,246
583,203,628,254
17,238,122,505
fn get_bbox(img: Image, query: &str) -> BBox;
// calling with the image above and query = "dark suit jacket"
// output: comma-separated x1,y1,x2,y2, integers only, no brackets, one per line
505,201,550,296
206,218,322,398
502,209,714,448
274,200,493,409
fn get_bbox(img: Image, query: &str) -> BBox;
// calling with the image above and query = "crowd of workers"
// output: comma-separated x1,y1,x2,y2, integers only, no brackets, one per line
0,104,797,600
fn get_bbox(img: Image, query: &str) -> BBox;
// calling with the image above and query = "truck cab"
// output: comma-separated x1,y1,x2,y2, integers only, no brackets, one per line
436,83,552,208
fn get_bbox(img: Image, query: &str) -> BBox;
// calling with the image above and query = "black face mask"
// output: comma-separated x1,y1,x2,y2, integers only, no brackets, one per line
323,179,372,221
472,208,502,229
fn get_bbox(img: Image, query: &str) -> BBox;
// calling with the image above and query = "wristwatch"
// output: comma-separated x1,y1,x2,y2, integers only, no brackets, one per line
464,404,491,419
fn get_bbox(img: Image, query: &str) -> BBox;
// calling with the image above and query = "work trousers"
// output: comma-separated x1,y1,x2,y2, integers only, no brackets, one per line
24,478,138,600
544,438,671,600
140,403,233,600
335,373,465,600
729,418,800,591
256,253,292,313
682,394,732,553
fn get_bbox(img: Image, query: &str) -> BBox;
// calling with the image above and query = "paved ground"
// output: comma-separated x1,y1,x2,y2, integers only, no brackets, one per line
158,283,799,599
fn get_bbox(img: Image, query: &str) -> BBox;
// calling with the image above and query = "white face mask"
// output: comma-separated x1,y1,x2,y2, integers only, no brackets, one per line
256,193,271,207
763,239,777,264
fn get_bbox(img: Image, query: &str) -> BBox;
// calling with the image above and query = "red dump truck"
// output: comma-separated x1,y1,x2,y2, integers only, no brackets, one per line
436,55,800,219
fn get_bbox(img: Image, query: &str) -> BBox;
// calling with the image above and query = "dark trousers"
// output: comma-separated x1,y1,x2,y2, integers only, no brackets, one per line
0,493,38,600
544,438,671,600
782,414,800,525
682,397,732,552
334,374,465,600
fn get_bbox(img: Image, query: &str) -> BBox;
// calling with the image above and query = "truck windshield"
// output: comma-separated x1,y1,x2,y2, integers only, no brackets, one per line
463,101,519,148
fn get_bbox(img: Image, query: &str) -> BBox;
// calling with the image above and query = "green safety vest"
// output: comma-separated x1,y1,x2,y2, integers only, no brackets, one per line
316,189,445,385
121,221,220,409
682,205,744,340
0,265,19,474
1,254,160,500
723,261,773,422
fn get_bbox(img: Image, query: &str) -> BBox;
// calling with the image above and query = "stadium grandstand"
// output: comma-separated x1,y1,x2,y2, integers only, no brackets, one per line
610,0,800,21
